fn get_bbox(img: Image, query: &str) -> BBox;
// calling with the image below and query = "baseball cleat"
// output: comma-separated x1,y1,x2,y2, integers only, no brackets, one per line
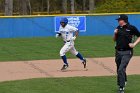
118,88,124,93
61,64,69,71
82,59,87,68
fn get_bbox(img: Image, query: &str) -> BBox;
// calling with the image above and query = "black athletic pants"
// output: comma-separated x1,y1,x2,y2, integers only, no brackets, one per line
115,50,133,87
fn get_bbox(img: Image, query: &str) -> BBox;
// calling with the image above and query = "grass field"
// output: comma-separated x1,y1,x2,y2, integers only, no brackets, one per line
0,36,140,93
0,36,140,61
0,75,140,93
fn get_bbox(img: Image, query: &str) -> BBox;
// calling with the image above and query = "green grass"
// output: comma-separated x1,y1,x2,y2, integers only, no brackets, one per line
0,36,140,61
0,75,140,93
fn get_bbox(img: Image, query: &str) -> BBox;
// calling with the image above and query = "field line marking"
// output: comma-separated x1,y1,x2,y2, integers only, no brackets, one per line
23,61,54,77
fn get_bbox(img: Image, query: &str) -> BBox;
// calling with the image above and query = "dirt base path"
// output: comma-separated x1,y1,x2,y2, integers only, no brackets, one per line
0,56,140,82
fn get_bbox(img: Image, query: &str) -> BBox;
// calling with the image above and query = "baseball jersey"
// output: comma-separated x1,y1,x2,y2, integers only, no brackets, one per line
115,24,140,50
59,24,78,42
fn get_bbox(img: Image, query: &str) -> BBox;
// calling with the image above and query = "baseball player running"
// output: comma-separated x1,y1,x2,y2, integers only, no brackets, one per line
56,17,86,71
114,14,140,93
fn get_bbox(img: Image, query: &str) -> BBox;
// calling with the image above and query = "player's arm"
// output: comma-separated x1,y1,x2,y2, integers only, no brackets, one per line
129,37,140,48
56,32,61,38
113,29,118,41
74,30,79,37
56,27,62,38
129,26,140,48
129,37,140,47
71,30,79,41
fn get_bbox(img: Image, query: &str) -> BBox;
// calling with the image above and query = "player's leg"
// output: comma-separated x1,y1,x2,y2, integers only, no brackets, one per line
117,51,132,92
118,55,132,93
60,43,72,70
124,70,127,86
115,51,122,86
70,46,86,68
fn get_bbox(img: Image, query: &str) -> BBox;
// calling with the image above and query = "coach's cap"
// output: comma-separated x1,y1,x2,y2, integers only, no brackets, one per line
116,14,128,21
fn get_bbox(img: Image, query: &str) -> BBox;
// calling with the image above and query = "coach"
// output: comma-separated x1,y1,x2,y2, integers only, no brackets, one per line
113,14,140,93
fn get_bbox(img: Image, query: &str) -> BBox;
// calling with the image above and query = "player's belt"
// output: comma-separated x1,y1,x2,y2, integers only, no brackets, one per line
117,48,132,51
64,40,70,43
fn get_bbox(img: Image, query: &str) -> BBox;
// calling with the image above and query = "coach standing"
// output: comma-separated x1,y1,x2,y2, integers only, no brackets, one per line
113,14,140,93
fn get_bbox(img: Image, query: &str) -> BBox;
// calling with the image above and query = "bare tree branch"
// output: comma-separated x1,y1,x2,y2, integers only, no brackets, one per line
89,0,95,13
62,0,67,14
70,0,75,14
5,0,13,16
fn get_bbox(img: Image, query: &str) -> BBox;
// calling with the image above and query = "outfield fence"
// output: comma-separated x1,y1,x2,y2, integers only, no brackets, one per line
0,13,140,38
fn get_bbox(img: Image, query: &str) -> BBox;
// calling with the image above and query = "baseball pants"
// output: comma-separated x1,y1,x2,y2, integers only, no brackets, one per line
115,50,133,87
60,41,78,56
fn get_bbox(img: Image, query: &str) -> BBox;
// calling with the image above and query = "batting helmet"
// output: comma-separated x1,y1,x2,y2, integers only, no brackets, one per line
60,17,68,25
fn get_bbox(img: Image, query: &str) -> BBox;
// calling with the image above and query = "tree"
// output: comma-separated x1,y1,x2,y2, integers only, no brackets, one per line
62,0,67,14
70,0,75,14
5,0,13,16
28,0,31,14
47,0,50,14
94,0,136,13
89,0,95,13
1,0,140,15
20,0,31,15
83,0,86,11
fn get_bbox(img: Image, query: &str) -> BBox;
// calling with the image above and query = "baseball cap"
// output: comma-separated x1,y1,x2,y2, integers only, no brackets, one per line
116,14,128,21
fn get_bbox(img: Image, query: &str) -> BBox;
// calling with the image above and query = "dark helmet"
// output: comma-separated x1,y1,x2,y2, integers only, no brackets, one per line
60,17,68,25
116,14,128,22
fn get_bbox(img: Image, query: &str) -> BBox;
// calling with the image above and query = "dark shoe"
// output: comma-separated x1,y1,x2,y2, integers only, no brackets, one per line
118,88,124,93
61,64,68,71
82,59,87,68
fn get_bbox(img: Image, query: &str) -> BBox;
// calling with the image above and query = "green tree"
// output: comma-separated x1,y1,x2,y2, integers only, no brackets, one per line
94,0,138,13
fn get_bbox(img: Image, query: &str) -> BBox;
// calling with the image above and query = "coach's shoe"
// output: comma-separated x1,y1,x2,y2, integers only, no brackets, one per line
118,88,124,93
125,81,127,86
82,59,87,68
61,64,69,71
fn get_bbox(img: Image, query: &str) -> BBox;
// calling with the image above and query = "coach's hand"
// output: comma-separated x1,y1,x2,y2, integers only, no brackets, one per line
113,29,119,41
114,29,118,34
129,43,135,48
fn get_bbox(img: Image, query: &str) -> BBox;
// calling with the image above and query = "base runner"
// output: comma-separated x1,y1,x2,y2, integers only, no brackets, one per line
56,17,86,71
